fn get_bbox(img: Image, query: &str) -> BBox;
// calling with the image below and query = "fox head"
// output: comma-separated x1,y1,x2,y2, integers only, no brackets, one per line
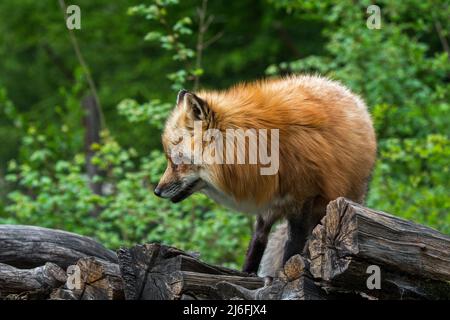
154,87,280,209
154,89,212,203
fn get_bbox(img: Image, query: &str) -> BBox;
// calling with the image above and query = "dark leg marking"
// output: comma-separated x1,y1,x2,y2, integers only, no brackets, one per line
282,198,314,265
242,215,274,274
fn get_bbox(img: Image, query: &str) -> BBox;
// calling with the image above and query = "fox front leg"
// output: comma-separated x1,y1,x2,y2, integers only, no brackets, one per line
282,198,319,264
242,215,274,274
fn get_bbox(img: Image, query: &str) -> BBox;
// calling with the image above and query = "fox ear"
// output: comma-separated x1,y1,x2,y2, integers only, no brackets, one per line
177,89,209,121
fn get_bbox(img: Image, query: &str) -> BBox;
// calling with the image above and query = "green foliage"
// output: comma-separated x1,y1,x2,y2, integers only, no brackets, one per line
117,99,172,129
0,0,449,269
368,134,450,233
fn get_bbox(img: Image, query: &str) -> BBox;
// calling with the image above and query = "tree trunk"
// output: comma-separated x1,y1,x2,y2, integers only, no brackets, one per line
83,94,103,217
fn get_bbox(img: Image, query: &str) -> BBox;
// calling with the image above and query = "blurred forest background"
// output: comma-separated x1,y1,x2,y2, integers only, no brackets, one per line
0,0,449,268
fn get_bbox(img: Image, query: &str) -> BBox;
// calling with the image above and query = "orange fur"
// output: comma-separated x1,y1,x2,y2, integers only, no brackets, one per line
191,75,376,209
158,74,377,274
160,76,376,226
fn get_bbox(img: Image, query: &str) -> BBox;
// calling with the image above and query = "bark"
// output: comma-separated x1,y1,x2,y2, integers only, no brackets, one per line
1,198,449,300
0,262,66,299
117,243,264,300
307,197,450,299
0,225,117,269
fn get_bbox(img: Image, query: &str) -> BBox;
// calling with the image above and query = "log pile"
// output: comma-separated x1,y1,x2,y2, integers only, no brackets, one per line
1,197,449,300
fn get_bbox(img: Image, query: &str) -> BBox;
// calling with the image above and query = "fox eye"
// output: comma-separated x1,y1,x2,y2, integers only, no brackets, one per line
173,136,183,145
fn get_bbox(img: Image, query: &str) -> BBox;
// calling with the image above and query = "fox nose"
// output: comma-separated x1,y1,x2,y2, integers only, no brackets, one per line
154,186,162,197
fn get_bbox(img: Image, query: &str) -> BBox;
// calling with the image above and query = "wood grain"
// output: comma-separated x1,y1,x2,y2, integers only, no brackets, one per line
307,197,450,299
0,225,117,269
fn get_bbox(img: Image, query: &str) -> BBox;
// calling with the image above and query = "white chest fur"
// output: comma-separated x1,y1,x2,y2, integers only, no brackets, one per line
200,184,293,218
200,186,262,214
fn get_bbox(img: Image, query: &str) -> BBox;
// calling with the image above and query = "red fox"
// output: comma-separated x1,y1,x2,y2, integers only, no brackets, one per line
154,75,377,276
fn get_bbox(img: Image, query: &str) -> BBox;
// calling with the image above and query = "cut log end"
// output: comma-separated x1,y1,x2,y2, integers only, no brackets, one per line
307,197,450,299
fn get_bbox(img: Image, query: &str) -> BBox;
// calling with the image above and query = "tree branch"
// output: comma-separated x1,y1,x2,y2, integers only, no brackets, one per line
434,20,450,63
193,0,223,90
58,0,106,129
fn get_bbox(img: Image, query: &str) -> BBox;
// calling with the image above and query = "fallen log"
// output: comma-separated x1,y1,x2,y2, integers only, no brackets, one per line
0,225,118,269
114,244,362,300
0,198,449,300
117,243,264,300
50,257,123,300
0,262,66,299
307,197,450,299
215,255,330,300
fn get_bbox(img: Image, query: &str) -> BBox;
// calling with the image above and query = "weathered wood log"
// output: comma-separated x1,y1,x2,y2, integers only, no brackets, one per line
77,257,123,300
117,243,265,300
215,276,326,300
0,262,66,299
0,225,118,269
50,257,124,300
169,271,265,299
307,197,450,300
116,244,345,300
1,198,449,300
215,255,328,300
